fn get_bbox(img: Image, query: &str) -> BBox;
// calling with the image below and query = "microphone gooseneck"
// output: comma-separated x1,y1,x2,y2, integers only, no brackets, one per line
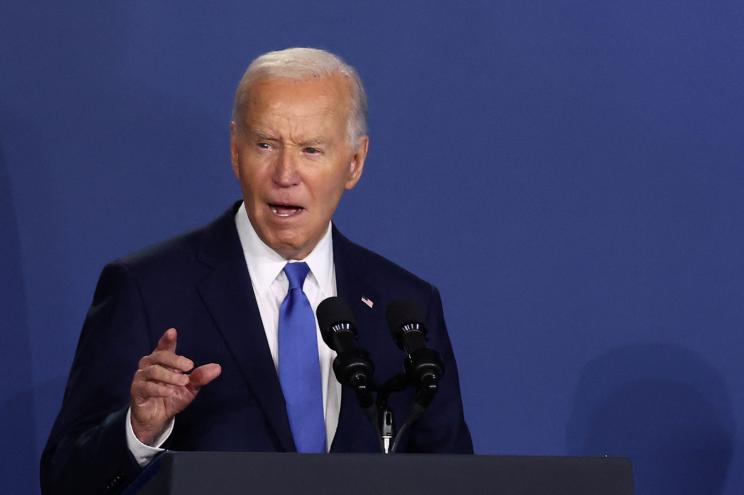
385,300,444,408
316,296,383,451
316,297,376,409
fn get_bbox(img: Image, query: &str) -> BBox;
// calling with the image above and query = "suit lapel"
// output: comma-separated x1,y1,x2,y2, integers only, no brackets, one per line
194,213,381,453
330,226,383,452
195,206,295,452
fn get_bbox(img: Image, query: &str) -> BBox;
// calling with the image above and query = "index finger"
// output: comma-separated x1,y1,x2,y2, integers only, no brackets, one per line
155,328,178,353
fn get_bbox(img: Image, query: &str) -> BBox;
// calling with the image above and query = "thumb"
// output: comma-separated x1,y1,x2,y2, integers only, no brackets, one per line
187,363,222,392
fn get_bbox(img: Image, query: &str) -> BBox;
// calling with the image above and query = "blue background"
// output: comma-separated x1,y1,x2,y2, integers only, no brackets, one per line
1,1,743,493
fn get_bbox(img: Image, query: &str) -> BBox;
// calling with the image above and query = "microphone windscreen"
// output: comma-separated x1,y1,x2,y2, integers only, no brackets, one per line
316,297,357,347
385,300,426,337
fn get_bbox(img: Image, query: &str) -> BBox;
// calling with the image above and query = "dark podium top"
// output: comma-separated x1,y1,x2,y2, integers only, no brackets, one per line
127,451,634,495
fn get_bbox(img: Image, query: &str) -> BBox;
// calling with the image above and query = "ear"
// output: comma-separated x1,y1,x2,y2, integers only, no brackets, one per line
344,135,369,190
229,121,240,179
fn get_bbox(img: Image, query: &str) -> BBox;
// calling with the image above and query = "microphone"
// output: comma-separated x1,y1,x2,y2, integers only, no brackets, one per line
316,297,375,408
385,300,444,406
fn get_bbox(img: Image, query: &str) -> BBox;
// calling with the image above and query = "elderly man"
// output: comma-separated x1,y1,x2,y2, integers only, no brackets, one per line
41,48,472,494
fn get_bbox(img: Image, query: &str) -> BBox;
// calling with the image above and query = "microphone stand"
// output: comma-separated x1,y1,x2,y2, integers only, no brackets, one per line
390,373,440,453
345,367,385,453
335,344,442,454
374,374,408,453
372,366,442,454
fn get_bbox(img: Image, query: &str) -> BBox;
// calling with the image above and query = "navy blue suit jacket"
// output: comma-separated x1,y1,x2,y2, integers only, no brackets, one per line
41,203,472,494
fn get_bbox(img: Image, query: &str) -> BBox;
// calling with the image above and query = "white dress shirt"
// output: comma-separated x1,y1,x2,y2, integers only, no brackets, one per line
126,203,341,465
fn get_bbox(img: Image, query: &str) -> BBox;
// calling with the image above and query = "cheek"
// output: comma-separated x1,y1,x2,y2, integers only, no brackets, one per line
313,175,347,212
236,161,269,193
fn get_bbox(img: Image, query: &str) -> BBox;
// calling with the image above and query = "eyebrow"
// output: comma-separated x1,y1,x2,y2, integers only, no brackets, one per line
299,137,327,146
249,129,278,141
247,128,328,146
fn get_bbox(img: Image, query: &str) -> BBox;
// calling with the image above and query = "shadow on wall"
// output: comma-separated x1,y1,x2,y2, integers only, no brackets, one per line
0,128,37,493
567,342,735,495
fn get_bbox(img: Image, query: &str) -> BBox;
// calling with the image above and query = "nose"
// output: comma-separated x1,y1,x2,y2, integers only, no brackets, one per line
272,148,300,187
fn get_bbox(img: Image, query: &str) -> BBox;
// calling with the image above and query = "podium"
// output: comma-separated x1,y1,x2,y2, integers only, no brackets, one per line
127,451,634,495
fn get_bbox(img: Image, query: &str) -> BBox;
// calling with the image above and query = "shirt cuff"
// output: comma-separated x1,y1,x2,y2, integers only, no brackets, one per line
125,407,174,467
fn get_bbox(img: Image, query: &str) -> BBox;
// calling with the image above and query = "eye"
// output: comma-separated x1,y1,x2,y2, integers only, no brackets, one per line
304,146,321,155
257,142,272,150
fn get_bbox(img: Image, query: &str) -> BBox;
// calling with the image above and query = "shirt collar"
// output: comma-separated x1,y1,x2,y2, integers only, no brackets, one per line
235,202,334,294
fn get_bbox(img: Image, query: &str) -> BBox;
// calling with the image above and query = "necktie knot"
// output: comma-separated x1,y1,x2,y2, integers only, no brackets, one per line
284,262,310,290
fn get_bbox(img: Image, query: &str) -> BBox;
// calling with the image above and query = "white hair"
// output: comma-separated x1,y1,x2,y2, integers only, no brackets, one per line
232,47,368,144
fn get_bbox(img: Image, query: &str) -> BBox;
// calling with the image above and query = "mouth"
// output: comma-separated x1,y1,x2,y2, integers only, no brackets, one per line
268,203,305,218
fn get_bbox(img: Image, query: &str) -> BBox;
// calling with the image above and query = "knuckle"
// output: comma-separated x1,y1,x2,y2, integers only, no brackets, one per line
147,365,166,380
153,350,174,365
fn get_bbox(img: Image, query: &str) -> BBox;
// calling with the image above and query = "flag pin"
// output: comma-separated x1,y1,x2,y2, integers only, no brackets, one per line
361,296,374,308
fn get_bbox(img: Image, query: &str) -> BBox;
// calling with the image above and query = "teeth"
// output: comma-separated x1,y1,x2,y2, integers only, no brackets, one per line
270,205,301,217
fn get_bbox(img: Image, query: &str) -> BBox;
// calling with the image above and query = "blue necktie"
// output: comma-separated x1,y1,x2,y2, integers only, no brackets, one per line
278,262,326,453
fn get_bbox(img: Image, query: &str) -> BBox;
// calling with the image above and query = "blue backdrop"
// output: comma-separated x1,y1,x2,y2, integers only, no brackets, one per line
1,1,743,493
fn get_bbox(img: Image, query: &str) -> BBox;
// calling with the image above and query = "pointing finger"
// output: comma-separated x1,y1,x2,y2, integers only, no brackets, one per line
155,328,178,353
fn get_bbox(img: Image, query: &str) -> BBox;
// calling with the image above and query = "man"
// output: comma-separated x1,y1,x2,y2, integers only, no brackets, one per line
41,47,472,494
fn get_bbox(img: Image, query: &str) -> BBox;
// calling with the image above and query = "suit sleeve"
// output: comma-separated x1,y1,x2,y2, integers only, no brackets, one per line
406,285,474,454
41,262,154,494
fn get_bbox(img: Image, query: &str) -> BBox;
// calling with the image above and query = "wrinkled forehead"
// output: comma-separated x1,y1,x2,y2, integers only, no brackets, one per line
238,76,353,141
240,75,353,119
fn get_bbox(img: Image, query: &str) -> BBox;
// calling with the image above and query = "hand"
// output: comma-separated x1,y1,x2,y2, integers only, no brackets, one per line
130,328,221,445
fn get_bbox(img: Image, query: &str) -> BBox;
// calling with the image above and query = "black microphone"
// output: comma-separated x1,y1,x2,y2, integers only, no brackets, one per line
385,300,444,406
316,297,375,408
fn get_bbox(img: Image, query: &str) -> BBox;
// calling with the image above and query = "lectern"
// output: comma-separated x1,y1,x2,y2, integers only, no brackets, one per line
126,451,634,495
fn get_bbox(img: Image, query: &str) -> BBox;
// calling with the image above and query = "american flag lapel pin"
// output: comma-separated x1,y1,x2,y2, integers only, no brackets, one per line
361,295,374,309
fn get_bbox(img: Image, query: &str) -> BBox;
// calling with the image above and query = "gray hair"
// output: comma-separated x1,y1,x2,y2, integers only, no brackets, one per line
232,47,368,144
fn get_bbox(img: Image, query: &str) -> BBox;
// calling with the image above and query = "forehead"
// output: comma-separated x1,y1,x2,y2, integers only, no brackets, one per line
242,76,351,132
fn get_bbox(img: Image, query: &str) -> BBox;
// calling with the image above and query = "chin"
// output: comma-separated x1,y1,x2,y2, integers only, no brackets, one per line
268,234,309,259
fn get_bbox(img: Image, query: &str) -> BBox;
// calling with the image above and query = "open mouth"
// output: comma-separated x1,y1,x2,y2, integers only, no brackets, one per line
268,203,305,217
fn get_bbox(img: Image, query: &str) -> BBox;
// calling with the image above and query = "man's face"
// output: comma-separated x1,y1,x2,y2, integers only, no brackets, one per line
230,75,368,260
